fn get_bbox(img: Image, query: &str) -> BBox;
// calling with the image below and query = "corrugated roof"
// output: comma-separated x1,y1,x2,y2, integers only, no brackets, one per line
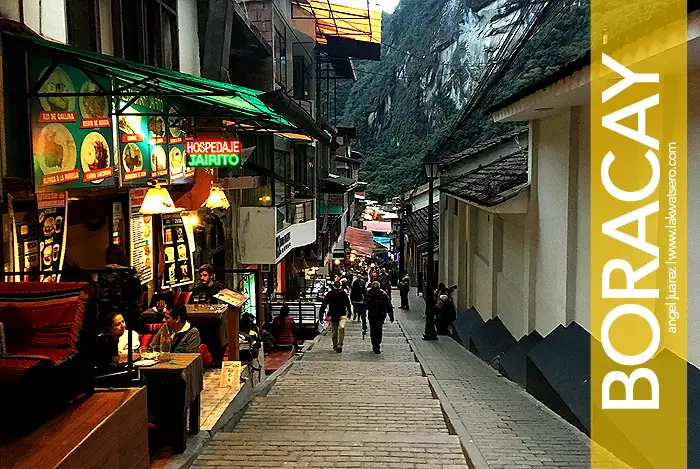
440,151,528,207
405,203,439,253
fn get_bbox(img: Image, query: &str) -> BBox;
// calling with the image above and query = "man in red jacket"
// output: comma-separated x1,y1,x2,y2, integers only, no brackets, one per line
319,281,352,353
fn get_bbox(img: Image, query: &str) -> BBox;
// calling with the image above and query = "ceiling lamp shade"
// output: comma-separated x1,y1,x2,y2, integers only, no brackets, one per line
139,184,181,215
204,185,230,210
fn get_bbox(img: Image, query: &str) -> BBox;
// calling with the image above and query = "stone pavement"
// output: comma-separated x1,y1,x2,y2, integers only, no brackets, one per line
190,313,470,469
394,290,629,469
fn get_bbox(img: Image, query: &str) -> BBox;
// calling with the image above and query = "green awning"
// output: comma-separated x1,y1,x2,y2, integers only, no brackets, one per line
5,32,299,133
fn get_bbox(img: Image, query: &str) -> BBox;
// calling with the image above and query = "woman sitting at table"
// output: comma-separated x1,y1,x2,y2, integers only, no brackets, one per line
95,311,140,370
148,304,201,353
271,305,298,350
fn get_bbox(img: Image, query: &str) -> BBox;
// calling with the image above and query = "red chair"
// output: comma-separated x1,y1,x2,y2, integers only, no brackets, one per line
174,291,191,305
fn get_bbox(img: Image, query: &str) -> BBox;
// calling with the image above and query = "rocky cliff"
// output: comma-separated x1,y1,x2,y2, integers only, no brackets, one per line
338,0,589,200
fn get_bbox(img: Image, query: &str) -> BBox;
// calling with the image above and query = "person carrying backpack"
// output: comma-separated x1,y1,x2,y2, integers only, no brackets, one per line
363,281,394,354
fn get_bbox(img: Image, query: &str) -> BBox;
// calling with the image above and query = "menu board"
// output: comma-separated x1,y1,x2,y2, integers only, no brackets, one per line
37,192,68,283
117,82,193,186
161,213,194,288
16,212,39,282
29,53,115,191
128,188,154,284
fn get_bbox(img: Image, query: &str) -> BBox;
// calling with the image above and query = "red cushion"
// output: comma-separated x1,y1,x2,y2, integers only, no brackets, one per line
13,347,73,365
0,357,48,384
139,333,156,348
176,292,191,305
145,323,163,333
199,343,212,368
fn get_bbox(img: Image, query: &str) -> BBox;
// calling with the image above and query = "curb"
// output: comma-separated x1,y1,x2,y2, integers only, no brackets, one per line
401,324,490,469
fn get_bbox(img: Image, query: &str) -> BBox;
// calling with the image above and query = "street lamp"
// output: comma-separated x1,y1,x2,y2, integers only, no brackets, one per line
423,156,439,341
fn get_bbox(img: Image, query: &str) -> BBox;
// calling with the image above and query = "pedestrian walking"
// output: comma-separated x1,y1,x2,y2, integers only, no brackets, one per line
350,274,367,321
363,281,394,354
399,273,410,309
319,281,353,353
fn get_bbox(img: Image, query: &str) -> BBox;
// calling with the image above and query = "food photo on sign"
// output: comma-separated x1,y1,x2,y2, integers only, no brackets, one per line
30,53,115,191
36,192,69,283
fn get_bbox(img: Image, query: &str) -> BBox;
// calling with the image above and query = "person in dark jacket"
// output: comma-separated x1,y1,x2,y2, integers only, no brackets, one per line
363,281,394,354
399,273,410,309
149,304,201,353
319,281,352,353
189,264,225,304
350,275,366,321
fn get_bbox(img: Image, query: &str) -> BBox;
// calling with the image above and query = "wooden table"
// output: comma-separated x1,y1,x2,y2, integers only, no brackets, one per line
139,353,204,454
0,389,149,469
142,305,234,366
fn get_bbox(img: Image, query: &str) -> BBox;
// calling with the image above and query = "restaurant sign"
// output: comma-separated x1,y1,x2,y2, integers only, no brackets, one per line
116,82,194,186
161,213,195,288
185,140,241,168
37,191,68,283
29,52,115,190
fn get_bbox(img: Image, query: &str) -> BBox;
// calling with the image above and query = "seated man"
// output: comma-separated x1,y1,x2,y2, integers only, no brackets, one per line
149,304,201,353
189,264,225,304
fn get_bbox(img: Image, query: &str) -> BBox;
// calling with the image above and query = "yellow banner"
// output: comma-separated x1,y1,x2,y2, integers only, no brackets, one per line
591,1,687,467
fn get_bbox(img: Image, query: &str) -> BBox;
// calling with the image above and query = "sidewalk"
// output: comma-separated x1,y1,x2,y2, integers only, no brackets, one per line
189,314,470,468
394,289,628,469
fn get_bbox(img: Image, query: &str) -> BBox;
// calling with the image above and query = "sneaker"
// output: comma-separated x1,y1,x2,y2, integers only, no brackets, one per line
337,347,343,353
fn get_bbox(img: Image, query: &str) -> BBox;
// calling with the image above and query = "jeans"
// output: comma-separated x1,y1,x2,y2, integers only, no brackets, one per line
331,316,347,349
368,312,386,349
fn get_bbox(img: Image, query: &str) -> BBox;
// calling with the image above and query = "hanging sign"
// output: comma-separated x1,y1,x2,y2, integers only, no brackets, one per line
29,53,115,190
185,140,241,168
117,85,193,186
128,188,154,284
161,213,194,288
36,191,68,282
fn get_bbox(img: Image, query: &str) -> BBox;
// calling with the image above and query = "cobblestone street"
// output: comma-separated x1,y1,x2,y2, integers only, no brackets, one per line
188,290,628,469
190,312,469,469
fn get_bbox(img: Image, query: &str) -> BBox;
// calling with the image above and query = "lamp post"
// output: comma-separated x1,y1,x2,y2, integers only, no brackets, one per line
423,157,439,341
398,194,405,279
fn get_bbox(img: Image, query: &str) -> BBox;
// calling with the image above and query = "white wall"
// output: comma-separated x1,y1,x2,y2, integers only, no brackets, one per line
533,111,573,336
573,106,591,332
472,207,493,320
1,0,67,42
497,214,527,338
238,207,277,264
178,0,201,76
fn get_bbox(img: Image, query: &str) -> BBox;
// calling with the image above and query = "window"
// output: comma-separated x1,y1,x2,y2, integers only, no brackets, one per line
115,0,179,70
274,28,287,89
67,0,100,52
292,56,309,100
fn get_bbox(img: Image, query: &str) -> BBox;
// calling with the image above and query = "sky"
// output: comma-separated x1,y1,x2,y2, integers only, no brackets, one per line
377,0,399,13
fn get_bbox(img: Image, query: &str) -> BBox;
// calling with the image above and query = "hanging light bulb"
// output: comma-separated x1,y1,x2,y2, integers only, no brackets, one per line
140,182,181,215
204,185,230,210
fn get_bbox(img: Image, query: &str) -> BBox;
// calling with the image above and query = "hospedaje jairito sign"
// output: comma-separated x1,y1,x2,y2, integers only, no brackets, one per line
30,52,116,190
185,140,241,168
116,82,193,186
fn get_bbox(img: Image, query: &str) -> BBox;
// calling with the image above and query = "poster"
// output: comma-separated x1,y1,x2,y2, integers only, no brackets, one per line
161,213,194,288
128,188,154,284
37,191,68,282
117,83,193,186
29,53,115,191
16,212,39,282
219,361,242,388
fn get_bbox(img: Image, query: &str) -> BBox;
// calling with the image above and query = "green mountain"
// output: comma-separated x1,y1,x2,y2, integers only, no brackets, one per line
335,0,590,201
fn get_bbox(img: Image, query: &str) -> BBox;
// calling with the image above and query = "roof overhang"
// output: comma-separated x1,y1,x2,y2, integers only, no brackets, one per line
444,186,530,214
491,11,700,122
6,32,299,133
259,89,331,144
